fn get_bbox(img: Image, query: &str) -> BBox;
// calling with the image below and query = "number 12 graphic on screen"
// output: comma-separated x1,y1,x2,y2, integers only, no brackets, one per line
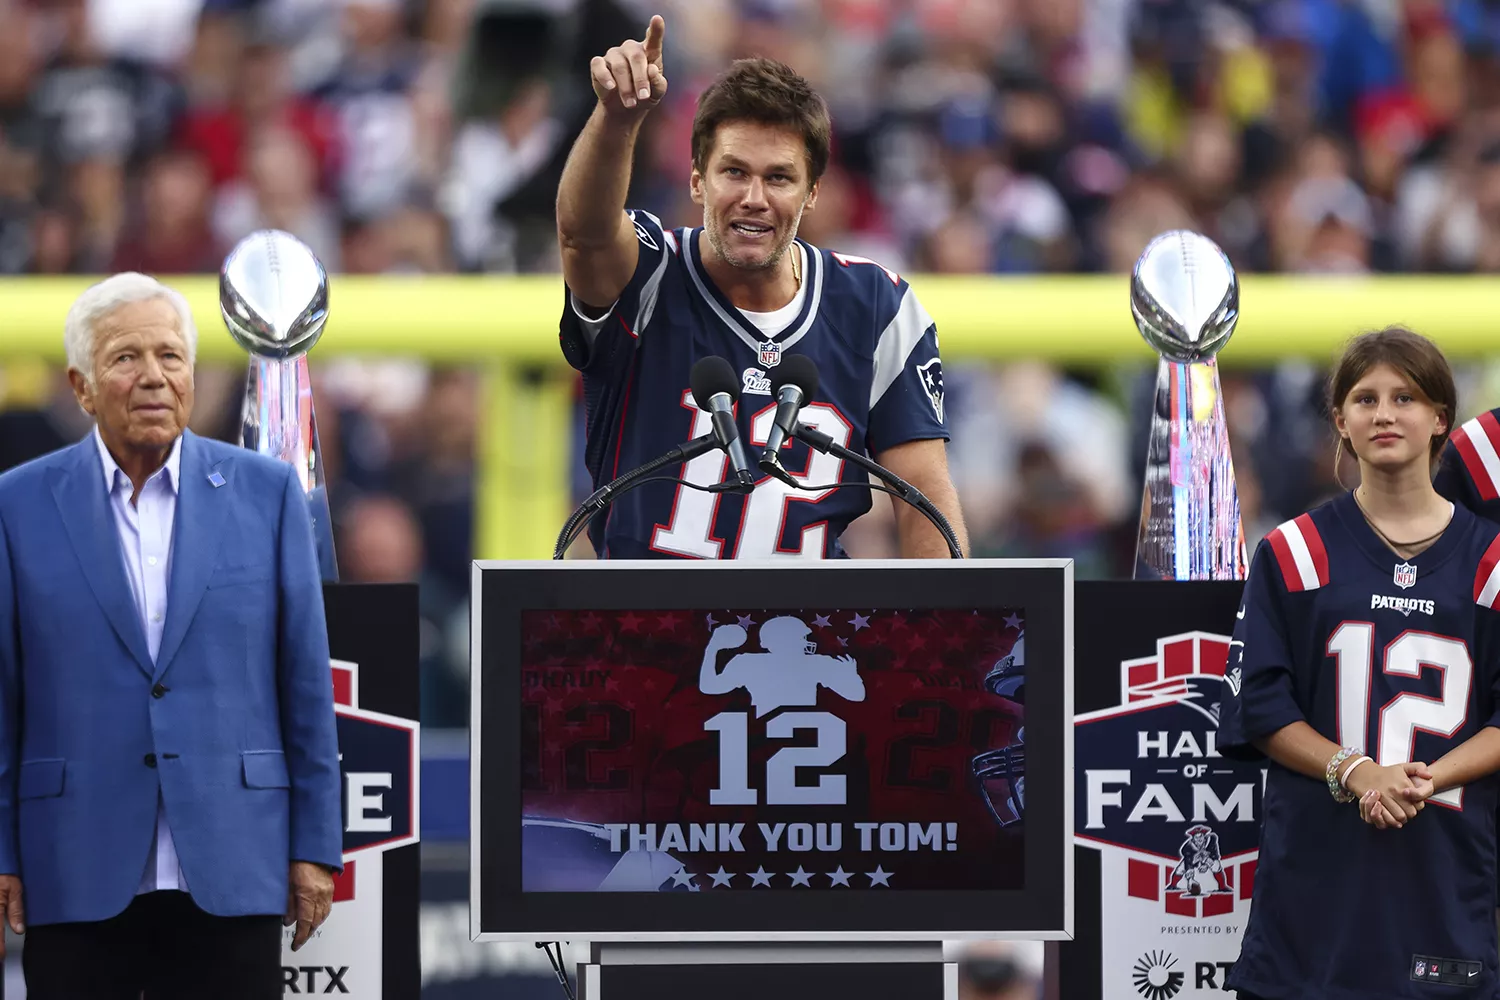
699,617,866,805
652,393,851,558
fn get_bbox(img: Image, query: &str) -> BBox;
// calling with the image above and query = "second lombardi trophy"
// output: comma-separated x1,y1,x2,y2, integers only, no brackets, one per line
1131,230,1247,581
220,229,338,581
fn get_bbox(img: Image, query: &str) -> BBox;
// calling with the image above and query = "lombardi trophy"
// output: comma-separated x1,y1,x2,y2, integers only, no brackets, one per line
1131,230,1247,581
220,230,338,581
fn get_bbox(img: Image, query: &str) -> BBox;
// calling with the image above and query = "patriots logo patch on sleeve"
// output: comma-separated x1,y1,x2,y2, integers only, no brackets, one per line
918,358,944,422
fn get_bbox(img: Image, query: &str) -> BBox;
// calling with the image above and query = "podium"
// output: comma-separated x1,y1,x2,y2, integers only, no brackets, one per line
468,559,1074,998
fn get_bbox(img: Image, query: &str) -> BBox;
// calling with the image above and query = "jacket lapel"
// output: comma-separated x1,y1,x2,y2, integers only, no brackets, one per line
155,432,230,679
50,436,154,678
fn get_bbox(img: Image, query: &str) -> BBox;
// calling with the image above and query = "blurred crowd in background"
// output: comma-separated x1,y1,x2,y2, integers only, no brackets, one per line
5,0,1500,735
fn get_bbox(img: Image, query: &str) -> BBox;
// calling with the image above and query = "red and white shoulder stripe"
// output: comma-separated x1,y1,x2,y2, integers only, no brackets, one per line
1265,514,1330,592
1450,410,1500,501
1474,534,1500,609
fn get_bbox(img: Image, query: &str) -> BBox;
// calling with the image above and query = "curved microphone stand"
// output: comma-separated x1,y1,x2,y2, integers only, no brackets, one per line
793,423,964,560
553,435,748,559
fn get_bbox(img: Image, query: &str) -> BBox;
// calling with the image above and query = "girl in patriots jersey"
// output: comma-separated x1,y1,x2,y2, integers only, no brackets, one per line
1218,327,1500,1000
554,21,966,560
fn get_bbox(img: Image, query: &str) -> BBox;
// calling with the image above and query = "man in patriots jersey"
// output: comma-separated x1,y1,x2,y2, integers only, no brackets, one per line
553,16,967,559
1218,327,1500,1000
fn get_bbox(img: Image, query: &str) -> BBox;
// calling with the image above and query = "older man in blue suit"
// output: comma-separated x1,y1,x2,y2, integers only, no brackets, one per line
0,272,343,998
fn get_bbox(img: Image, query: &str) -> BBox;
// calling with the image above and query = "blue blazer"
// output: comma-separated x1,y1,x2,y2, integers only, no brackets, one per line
0,430,343,925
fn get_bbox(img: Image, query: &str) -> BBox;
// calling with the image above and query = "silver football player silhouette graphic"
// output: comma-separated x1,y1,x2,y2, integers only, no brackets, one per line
699,617,865,716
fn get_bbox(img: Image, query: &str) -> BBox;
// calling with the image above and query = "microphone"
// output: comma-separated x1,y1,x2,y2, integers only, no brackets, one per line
759,354,820,486
759,355,965,559
552,358,759,558
690,356,756,495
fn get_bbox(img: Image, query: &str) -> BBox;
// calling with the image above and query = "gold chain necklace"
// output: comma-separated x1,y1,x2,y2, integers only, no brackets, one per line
1352,489,1449,555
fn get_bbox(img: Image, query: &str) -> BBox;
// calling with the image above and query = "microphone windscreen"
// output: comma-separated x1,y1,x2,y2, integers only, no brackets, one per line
767,354,819,401
690,356,741,410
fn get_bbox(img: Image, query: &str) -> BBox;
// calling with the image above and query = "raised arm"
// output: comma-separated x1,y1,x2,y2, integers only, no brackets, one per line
556,15,668,310
699,624,746,696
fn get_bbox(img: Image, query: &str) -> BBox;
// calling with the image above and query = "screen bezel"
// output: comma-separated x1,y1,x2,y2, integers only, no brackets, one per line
469,559,1073,942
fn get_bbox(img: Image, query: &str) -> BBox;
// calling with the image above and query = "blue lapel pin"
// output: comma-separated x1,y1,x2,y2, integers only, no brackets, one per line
207,470,226,488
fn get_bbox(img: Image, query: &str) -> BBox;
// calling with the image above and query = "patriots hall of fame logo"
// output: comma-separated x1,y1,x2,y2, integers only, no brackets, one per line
282,659,419,998
1075,633,1264,999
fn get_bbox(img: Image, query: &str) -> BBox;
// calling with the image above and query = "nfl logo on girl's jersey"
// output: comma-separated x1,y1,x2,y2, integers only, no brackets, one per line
758,341,782,368
1394,562,1417,589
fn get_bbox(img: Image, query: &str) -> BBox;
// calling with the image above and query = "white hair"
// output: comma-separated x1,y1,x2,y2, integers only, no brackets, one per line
63,273,198,383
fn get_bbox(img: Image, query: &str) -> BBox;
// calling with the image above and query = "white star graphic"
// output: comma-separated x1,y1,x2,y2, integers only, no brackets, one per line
828,866,852,887
850,613,870,631
705,613,718,628
749,866,773,887
1004,612,1022,629
669,868,696,888
788,866,813,887
813,614,831,628
708,867,735,887
737,614,755,628
866,866,892,887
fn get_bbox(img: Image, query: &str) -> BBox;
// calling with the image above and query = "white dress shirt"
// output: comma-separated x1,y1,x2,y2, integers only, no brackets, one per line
94,427,186,894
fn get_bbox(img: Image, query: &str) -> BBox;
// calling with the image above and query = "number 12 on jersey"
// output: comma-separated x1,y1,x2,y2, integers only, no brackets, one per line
652,393,851,558
1329,624,1471,808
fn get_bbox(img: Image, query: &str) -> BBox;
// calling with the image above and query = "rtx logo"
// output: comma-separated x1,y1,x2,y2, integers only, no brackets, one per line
1131,951,1184,999
282,965,349,993
1195,960,1235,991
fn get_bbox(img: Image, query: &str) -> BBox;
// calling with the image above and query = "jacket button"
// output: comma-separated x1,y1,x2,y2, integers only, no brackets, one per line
152,684,167,698
144,753,157,768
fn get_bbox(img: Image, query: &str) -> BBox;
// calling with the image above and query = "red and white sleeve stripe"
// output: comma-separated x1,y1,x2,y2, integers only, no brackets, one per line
1475,534,1500,609
1265,514,1330,592
1450,411,1500,502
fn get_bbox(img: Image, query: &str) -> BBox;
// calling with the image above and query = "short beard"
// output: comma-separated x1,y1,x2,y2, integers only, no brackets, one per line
704,204,804,273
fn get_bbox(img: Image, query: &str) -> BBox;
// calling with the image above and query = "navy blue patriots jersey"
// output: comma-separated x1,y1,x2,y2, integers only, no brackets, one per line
1218,493,1500,1000
559,210,948,559
1436,408,1500,522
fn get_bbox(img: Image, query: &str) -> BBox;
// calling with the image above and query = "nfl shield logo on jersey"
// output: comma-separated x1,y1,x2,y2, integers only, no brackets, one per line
758,341,782,368
1394,562,1417,589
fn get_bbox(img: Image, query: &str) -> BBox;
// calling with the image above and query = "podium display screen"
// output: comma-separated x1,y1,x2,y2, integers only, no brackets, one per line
520,607,1025,893
472,560,1071,941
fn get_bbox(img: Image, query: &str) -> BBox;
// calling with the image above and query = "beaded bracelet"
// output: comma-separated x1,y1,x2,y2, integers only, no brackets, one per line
1325,746,1362,802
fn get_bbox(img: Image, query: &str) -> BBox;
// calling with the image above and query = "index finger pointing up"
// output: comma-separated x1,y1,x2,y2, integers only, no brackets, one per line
643,15,665,64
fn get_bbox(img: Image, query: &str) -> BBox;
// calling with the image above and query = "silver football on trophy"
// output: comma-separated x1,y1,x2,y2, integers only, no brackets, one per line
219,230,329,359
1130,230,1239,364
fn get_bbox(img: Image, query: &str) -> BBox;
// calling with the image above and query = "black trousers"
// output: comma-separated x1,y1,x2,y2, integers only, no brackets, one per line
22,889,282,1000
